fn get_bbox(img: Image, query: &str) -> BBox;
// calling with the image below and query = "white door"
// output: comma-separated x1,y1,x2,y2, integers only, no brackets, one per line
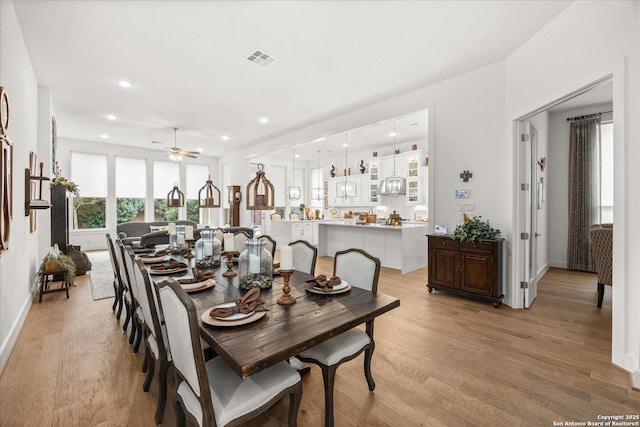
521,122,539,308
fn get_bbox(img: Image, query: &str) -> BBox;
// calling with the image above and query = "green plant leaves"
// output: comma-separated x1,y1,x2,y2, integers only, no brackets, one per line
452,216,501,242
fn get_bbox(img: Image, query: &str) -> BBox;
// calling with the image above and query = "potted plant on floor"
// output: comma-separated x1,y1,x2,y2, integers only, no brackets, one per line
38,250,77,284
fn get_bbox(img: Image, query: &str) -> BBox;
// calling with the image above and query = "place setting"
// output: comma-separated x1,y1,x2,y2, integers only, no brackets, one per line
131,243,156,254
201,288,268,327
175,267,216,293
148,258,189,275
138,249,169,264
304,274,351,295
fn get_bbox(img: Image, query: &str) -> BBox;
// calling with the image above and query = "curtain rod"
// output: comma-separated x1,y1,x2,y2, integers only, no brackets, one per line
566,111,612,121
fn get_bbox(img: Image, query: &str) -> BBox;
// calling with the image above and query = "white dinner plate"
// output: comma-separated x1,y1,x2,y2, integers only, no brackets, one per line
201,308,266,327
209,302,255,321
148,265,188,275
306,280,351,295
139,255,168,264
179,278,215,292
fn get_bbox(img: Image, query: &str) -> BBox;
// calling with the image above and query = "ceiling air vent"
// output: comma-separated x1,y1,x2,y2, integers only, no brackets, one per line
246,49,277,67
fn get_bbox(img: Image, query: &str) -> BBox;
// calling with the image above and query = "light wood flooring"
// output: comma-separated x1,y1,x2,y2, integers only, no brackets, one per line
1,257,638,426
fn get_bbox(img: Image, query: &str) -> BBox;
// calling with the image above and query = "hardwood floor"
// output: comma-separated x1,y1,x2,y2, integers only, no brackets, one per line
1,258,638,426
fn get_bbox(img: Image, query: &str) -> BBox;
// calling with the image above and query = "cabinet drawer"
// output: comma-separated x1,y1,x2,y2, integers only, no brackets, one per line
429,237,458,250
460,241,493,253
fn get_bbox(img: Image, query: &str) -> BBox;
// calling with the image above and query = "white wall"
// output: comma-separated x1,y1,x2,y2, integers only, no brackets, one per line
57,137,219,250
0,1,44,373
506,0,639,374
547,103,613,269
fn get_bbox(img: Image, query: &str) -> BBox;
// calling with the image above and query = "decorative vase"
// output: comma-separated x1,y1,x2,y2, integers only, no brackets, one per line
238,238,273,290
195,229,221,269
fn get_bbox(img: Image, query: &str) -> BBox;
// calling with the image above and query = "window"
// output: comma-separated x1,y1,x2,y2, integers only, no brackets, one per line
186,164,210,224
116,157,146,223
153,161,180,221
70,152,107,229
599,122,614,223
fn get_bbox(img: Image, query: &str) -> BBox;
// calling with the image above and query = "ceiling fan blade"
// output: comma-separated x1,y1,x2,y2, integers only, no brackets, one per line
183,151,200,155
183,153,198,159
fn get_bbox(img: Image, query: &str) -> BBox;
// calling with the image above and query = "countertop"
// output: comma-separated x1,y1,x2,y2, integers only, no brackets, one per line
319,221,429,230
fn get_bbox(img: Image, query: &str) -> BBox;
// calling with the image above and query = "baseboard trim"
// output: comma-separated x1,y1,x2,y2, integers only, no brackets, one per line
536,262,550,281
549,260,567,269
0,296,32,376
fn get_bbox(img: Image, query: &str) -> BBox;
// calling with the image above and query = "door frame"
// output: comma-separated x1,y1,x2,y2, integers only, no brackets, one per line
511,74,612,309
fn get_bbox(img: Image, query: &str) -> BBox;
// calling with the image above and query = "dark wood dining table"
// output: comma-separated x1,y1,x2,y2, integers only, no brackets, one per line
148,251,400,379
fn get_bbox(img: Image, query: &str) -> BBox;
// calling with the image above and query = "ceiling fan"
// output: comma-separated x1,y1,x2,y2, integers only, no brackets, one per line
164,127,199,160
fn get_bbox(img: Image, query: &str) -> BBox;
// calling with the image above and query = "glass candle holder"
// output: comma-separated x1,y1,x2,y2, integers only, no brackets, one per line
195,229,221,269
238,238,273,290
170,225,187,253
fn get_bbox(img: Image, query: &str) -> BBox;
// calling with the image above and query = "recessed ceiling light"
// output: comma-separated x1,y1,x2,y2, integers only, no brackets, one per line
221,135,229,141
117,80,132,88
197,148,203,152
100,134,109,139
313,137,326,142
259,117,269,124
343,143,348,147
390,132,396,137
106,114,117,121
295,154,300,158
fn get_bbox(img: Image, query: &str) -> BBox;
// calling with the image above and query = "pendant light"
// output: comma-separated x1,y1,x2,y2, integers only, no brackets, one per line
167,181,185,207
198,175,221,208
288,148,301,201
337,135,356,198
312,149,324,201
379,121,406,197
246,163,274,210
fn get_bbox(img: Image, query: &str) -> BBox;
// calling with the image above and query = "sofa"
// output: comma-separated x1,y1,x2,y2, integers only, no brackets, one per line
117,220,198,246
117,221,254,246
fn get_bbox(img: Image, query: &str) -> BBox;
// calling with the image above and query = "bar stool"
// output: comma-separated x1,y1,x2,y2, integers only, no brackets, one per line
38,266,70,302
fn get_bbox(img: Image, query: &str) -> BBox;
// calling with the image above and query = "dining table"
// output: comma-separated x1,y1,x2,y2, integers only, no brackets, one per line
146,248,400,379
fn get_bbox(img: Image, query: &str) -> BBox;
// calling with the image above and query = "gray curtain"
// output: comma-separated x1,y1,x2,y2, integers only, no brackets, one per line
567,115,601,272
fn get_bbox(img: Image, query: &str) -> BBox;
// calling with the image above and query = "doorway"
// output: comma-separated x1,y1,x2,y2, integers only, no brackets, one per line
514,74,613,309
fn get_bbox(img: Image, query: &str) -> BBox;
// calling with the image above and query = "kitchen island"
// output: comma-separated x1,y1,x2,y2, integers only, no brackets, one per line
317,221,429,273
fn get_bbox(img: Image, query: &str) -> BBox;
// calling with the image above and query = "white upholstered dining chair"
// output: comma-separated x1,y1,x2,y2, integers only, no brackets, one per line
125,248,172,425
289,239,317,275
296,248,381,427
115,239,143,351
155,280,303,427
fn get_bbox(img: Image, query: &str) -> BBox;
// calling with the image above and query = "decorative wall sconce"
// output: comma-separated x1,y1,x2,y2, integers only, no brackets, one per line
246,163,274,210
459,170,473,182
198,175,221,208
167,182,185,207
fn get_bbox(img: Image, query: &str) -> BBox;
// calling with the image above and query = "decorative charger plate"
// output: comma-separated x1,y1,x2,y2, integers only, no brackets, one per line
305,280,351,295
133,247,155,254
180,278,215,293
139,255,168,264
201,306,266,327
148,265,188,275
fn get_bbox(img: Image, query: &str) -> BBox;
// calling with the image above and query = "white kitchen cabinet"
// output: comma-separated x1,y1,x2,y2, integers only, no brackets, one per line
270,220,315,246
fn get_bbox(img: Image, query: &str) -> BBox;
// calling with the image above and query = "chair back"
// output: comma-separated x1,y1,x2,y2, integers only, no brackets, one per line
289,213,300,220
156,281,213,412
289,240,317,275
258,235,277,258
233,230,251,254
105,234,121,283
333,248,380,292
590,223,613,286
114,239,132,296
270,213,282,220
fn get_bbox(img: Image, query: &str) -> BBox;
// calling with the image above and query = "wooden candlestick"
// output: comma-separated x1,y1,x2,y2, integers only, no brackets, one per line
184,239,195,258
277,268,296,305
222,251,238,277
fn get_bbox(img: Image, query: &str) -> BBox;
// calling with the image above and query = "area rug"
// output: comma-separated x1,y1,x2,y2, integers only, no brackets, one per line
88,250,115,301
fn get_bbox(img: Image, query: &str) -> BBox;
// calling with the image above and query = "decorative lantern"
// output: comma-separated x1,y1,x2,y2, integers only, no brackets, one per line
167,182,185,207
195,229,221,269
169,225,187,253
238,238,273,290
246,163,274,210
198,175,221,208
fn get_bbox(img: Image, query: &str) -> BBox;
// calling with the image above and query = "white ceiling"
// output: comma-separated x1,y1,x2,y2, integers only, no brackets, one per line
13,1,572,161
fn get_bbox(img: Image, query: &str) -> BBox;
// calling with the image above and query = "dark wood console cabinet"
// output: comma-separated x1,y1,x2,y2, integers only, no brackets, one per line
50,184,69,253
427,234,504,307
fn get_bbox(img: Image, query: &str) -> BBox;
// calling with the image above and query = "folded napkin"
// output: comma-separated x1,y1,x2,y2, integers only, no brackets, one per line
209,288,268,318
305,274,342,292
154,249,169,257
177,267,215,284
151,259,188,271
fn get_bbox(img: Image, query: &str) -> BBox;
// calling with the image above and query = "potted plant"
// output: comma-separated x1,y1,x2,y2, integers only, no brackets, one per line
452,215,501,242
330,165,336,178
38,251,77,284
359,160,365,174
